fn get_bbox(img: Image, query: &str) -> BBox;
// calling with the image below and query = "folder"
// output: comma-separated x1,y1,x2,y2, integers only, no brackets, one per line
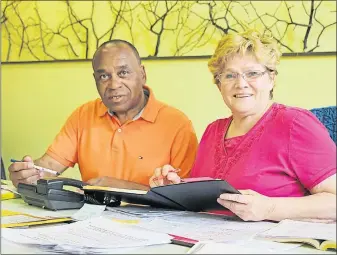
83,179,240,212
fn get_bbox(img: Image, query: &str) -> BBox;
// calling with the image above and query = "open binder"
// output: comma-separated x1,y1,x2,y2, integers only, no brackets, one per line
83,179,240,212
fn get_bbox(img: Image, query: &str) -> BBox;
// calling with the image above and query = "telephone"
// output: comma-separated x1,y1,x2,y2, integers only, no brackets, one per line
18,177,85,210
17,177,121,211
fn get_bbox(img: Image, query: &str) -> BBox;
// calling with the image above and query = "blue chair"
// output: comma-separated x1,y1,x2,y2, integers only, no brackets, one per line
310,106,336,144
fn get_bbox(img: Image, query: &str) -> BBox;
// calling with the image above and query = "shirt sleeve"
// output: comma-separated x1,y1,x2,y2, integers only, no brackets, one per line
289,110,336,190
170,120,198,179
46,107,81,167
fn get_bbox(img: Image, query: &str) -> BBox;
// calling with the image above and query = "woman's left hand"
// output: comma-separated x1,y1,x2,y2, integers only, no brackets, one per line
217,189,275,221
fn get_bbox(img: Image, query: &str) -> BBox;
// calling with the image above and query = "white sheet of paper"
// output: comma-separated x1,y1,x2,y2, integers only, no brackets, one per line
71,203,106,221
1,184,20,195
258,219,336,241
1,215,45,224
137,212,277,242
1,217,172,248
187,240,300,254
106,205,187,218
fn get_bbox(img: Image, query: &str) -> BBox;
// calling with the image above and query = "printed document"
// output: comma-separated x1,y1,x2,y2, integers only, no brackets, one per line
137,212,277,242
1,217,172,249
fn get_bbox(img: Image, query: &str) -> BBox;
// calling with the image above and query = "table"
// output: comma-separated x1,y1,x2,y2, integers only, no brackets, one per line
1,199,335,254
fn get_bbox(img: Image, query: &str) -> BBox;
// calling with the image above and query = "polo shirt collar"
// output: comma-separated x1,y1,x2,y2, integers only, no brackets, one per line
97,86,163,123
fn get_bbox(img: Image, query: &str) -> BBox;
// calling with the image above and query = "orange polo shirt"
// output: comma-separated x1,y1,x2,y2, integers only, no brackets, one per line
47,87,198,186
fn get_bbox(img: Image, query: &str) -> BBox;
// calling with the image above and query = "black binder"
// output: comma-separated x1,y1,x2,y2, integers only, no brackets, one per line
83,179,240,212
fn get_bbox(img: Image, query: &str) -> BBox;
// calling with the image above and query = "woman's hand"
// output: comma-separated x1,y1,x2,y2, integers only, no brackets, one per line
149,164,181,187
217,189,275,221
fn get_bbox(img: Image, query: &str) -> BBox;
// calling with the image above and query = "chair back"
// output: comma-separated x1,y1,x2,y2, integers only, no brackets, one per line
310,106,336,144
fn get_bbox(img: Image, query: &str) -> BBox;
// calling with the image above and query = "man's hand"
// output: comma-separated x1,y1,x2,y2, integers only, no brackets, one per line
217,189,276,221
87,176,149,191
149,164,181,188
8,156,41,187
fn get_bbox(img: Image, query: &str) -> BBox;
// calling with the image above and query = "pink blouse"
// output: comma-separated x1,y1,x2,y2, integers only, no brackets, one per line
190,103,336,197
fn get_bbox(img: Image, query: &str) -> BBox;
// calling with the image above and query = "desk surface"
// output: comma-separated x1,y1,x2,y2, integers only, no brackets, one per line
1,199,335,254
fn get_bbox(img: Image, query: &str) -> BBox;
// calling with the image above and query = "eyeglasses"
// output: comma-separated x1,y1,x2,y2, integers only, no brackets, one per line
216,70,269,84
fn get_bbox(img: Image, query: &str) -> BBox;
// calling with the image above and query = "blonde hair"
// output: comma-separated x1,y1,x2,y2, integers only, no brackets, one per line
208,29,282,85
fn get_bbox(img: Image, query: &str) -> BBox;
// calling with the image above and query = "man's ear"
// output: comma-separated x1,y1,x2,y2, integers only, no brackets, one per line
140,65,147,83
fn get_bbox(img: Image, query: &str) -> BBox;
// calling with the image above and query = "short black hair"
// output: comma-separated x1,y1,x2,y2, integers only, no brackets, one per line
93,39,141,64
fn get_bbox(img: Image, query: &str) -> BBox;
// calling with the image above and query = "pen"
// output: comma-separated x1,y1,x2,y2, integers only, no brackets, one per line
10,159,60,176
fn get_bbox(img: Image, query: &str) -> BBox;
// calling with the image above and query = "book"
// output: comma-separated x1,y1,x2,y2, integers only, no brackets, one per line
257,219,336,251
83,179,240,212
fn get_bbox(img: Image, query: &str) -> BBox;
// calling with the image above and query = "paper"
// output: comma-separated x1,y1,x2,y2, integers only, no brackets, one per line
1,217,172,249
2,215,49,225
1,209,72,228
106,204,187,218
137,212,277,243
258,219,336,241
187,240,301,254
83,185,147,195
1,184,21,200
71,203,106,221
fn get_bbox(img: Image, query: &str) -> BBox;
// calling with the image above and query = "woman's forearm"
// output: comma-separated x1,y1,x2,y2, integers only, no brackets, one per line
267,192,336,222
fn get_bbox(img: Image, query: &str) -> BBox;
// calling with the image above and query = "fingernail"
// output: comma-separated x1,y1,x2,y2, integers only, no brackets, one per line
27,162,34,168
39,171,44,178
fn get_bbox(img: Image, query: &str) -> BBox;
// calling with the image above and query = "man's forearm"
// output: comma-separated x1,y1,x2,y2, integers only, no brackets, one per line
107,179,149,191
267,192,336,222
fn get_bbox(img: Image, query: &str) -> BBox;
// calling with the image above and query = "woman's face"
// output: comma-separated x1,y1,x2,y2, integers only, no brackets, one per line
217,54,274,116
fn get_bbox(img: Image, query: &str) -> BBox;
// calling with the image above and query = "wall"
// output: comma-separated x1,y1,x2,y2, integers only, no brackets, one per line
1,55,336,179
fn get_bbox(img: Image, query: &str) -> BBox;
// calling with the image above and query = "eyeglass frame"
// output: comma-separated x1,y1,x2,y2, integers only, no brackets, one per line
216,68,277,85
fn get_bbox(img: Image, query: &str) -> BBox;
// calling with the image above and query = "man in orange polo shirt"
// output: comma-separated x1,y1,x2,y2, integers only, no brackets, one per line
8,40,198,190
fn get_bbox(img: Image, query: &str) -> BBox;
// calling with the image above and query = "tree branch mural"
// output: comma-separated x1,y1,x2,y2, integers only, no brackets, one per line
1,0,336,62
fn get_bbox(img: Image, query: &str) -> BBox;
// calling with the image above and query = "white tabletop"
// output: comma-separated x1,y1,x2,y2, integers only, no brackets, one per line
1,199,335,254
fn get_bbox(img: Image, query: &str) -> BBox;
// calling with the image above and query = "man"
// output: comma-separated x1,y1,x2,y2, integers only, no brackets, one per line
8,40,198,190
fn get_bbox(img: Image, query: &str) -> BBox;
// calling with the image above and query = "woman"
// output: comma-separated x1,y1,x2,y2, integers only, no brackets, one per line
150,29,336,222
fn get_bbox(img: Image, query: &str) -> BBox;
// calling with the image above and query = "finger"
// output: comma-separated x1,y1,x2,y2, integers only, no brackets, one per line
166,172,181,184
22,155,33,162
8,161,34,173
150,176,163,187
154,167,163,178
162,164,176,177
16,174,40,186
217,198,244,212
25,174,40,185
9,169,39,181
219,193,250,204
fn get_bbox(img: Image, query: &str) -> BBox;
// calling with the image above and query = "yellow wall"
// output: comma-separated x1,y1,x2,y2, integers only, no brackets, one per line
1,55,336,179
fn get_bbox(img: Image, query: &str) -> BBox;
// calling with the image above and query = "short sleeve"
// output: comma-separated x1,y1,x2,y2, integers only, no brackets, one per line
289,110,336,190
170,121,198,178
46,107,80,167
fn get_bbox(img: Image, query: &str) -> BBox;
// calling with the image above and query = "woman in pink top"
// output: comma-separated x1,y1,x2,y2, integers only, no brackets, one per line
150,29,336,222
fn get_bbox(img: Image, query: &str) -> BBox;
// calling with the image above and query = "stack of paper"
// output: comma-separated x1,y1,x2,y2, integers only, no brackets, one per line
106,204,187,218
137,212,277,243
187,240,301,254
1,217,172,253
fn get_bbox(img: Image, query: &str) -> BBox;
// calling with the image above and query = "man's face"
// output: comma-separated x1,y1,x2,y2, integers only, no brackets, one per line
92,45,146,115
